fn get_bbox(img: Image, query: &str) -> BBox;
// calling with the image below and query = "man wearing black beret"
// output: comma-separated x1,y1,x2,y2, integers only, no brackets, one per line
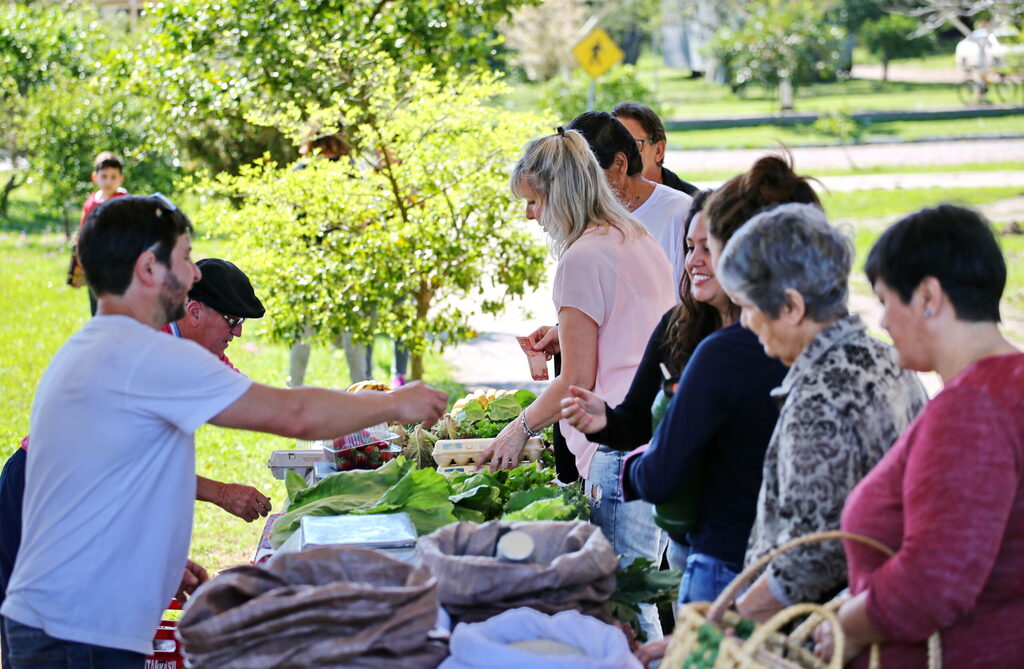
167,258,266,371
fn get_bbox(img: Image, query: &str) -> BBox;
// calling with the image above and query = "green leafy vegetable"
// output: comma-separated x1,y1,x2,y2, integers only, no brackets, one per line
484,395,522,422
608,557,682,642
503,486,563,514
502,496,576,521
271,457,456,547
284,469,307,502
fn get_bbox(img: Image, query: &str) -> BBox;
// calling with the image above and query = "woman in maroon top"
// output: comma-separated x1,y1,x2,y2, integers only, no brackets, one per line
813,204,1024,667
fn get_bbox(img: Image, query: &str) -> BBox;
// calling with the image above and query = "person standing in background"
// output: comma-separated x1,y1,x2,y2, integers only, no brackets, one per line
612,101,698,196
69,151,129,316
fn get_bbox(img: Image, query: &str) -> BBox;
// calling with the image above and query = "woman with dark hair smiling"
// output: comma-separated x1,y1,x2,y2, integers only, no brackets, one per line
812,204,1024,668
622,155,819,605
562,190,728,572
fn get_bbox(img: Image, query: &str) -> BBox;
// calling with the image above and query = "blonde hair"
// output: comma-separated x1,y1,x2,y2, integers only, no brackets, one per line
511,129,644,257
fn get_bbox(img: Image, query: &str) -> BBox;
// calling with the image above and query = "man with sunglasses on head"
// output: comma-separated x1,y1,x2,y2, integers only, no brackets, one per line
0,258,271,668
2,195,448,668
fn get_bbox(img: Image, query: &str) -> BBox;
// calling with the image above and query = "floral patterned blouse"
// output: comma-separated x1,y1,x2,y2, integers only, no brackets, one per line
744,313,928,605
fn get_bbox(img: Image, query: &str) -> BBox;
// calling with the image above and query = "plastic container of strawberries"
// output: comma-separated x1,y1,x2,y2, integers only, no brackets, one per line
322,440,402,471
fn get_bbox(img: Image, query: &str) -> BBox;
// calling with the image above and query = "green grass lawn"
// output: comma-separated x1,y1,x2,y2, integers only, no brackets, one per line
498,50,968,120
0,215,461,573
822,186,1024,221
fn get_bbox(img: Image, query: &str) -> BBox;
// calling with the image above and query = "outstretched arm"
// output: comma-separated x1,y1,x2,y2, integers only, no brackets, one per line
209,380,448,440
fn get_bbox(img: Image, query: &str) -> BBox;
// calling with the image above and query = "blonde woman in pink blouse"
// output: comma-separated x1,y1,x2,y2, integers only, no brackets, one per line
480,127,675,638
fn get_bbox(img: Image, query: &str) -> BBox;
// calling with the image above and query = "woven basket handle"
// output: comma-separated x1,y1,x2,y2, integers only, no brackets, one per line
707,529,942,669
707,530,894,622
739,602,845,669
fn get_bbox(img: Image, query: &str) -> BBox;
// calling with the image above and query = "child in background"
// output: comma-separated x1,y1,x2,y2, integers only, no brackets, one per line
69,151,128,315
80,152,128,226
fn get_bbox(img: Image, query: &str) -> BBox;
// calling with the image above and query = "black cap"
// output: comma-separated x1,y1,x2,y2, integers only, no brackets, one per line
189,259,265,319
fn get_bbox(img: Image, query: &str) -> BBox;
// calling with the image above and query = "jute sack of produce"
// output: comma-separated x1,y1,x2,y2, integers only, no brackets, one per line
177,546,447,669
417,520,618,624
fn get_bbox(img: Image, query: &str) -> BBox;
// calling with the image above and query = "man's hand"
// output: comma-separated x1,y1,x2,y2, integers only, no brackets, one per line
529,325,560,359
560,385,608,435
389,381,448,428
175,559,209,605
478,419,529,472
217,482,271,522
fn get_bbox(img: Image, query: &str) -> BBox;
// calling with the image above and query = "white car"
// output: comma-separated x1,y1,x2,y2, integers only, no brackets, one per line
956,26,1024,72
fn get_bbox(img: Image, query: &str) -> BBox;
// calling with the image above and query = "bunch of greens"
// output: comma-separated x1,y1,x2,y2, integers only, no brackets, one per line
453,389,536,425
608,558,682,642
274,460,587,548
272,457,456,548
446,464,589,523
502,480,590,522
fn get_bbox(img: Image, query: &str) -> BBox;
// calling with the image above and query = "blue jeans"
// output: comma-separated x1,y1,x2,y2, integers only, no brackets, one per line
666,538,691,572
586,449,666,640
678,552,741,607
4,619,145,669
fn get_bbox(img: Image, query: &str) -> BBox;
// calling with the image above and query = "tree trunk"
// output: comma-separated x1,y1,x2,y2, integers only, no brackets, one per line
882,57,889,83
410,281,434,381
62,210,71,240
0,172,25,219
779,78,794,111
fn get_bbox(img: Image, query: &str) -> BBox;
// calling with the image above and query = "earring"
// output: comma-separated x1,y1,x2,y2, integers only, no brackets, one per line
923,308,933,318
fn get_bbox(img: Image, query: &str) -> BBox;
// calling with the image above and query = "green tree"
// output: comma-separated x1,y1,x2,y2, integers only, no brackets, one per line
0,3,98,217
708,0,847,110
540,65,658,122
192,60,551,380
136,0,534,173
860,14,935,81
22,75,181,235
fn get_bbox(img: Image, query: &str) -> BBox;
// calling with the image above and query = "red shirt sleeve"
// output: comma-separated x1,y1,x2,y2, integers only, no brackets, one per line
864,386,1020,641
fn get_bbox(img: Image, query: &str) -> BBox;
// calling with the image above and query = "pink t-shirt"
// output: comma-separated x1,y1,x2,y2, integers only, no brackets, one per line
552,225,675,478
841,353,1024,668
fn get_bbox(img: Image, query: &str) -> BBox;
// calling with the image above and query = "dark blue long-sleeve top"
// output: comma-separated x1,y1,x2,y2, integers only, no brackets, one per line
622,322,787,566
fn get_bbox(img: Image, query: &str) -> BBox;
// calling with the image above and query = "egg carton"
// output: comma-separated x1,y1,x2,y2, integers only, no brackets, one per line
432,437,543,469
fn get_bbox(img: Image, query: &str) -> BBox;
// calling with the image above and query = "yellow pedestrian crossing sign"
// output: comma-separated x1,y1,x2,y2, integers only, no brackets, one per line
572,28,623,79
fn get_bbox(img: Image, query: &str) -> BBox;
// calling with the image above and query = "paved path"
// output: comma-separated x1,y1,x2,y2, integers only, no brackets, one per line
849,64,962,84
443,138,1024,396
664,138,1024,174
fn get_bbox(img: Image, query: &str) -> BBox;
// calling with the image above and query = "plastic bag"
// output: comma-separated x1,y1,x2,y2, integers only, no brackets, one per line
439,607,642,669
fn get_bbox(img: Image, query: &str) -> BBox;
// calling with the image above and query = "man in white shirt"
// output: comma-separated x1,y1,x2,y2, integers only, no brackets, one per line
2,195,447,668
568,111,692,283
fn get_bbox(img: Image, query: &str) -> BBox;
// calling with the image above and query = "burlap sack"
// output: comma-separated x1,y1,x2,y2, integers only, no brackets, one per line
417,521,618,624
177,546,447,669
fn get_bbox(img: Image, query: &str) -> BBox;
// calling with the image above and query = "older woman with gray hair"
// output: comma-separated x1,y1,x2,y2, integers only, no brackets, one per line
716,203,928,621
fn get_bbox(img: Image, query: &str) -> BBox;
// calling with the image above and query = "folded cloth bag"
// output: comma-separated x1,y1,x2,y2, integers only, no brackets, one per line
417,520,618,624
439,607,642,669
177,546,446,669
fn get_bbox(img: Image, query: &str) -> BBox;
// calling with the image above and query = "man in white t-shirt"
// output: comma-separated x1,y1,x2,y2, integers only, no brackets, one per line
1,195,448,668
567,111,692,284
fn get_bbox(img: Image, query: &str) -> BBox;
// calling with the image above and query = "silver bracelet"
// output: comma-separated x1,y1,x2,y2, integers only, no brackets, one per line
519,410,542,439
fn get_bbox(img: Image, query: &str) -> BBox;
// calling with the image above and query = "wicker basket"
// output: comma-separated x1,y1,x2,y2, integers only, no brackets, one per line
662,530,942,669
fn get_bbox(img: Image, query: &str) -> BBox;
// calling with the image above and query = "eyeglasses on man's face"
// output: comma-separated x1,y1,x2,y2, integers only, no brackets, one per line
219,313,245,329
634,138,656,152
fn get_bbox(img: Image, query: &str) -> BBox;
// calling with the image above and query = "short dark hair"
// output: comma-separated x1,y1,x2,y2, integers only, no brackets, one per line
865,204,1005,322
78,196,193,297
611,101,666,144
705,153,820,246
566,111,643,177
93,151,123,174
